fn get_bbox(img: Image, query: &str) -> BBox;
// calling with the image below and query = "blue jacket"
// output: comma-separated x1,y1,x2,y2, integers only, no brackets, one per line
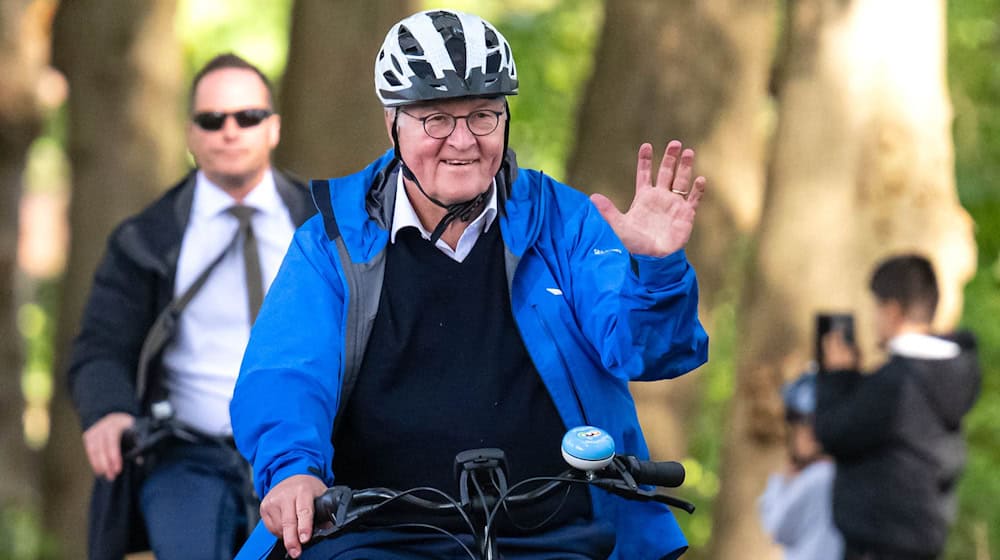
231,150,709,559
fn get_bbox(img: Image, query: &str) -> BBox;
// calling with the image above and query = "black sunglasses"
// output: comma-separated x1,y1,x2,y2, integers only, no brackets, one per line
192,108,273,131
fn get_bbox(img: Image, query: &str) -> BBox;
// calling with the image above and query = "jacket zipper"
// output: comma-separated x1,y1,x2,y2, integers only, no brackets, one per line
530,303,590,427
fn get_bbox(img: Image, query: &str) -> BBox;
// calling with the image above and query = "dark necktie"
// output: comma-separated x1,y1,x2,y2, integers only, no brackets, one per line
227,205,263,323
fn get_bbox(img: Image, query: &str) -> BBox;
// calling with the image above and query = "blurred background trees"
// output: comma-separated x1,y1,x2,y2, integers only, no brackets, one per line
43,2,187,552
710,1,976,557
275,0,414,178
1,1,51,555
3,0,998,558
567,0,777,472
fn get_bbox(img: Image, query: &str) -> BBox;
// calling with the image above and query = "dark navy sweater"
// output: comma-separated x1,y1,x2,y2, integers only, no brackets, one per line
332,224,591,533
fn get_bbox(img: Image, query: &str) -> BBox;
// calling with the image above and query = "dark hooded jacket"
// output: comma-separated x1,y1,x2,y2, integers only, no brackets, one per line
815,332,980,556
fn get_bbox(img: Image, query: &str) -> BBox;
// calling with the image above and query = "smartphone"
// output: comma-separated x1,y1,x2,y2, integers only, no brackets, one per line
816,312,855,371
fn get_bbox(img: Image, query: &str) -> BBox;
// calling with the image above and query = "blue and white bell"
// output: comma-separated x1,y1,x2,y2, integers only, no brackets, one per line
561,426,615,471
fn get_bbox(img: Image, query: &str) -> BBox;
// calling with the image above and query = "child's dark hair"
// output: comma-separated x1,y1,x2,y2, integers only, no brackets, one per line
869,254,939,323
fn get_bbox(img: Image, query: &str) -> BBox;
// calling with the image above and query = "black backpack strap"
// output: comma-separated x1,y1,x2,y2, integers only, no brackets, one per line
135,230,243,408
330,236,385,441
313,175,390,442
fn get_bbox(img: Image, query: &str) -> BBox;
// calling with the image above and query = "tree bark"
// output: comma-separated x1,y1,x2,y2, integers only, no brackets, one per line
0,0,50,517
44,1,185,555
274,0,415,179
708,1,976,558
565,0,777,463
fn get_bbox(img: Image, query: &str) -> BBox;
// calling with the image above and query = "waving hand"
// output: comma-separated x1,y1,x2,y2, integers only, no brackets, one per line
590,140,707,257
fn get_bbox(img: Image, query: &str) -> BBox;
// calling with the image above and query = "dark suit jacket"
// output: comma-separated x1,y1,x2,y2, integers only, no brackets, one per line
67,169,315,560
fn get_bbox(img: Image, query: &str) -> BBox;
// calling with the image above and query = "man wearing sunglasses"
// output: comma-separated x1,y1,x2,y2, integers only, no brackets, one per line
68,53,314,560
233,9,709,560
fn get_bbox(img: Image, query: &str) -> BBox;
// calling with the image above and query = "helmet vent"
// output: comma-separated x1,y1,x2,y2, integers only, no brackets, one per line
382,71,402,87
397,26,423,56
430,10,467,76
430,10,462,34
486,52,500,74
409,60,434,80
484,26,499,49
446,39,467,76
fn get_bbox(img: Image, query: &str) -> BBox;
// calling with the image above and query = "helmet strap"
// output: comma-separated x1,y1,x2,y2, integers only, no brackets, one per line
391,108,496,244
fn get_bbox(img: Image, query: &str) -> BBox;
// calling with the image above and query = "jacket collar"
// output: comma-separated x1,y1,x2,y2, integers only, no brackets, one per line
889,333,961,360
170,167,312,234
116,168,310,283
318,148,541,262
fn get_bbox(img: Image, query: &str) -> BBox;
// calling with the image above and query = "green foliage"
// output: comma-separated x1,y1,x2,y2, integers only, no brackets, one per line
945,202,1000,560
177,0,294,88
675,299,737,554
492,1,603,179
950,0,1000,205
19,279,60,450
0,506,57,560
946,2,1000,557
672,236,748,558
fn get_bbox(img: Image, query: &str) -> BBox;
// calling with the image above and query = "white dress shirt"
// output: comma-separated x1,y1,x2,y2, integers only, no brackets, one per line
390,171,498,262
162,169,296,435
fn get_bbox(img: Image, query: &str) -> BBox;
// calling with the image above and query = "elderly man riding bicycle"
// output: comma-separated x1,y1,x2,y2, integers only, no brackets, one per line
231,9,709,560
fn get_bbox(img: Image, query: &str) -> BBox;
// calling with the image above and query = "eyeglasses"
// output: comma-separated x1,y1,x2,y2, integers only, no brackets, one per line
192,109,273,131
399,109,505,139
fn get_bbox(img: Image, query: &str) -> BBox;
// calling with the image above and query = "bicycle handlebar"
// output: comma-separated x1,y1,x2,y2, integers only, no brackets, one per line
307,426,695,559
313,454,693,531
619,455,686,488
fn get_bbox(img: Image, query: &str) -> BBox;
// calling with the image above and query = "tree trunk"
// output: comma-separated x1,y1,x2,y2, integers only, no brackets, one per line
565,0,777,462
44,1,184,555
708,1,976,558
274,0,414,179
0,0,50,518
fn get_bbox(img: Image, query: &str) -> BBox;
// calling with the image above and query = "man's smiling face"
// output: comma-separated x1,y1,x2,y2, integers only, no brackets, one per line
389,96,507,206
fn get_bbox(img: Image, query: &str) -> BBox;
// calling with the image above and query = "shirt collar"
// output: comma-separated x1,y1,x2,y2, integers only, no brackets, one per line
390,171,498,243
193,169,279,219
888,332,961,360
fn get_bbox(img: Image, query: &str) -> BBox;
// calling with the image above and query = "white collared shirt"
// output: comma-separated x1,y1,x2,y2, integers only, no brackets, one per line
161,169,296,436
390,171,498,262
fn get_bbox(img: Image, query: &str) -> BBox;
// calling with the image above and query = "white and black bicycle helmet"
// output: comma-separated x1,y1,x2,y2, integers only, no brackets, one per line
375,9,518,107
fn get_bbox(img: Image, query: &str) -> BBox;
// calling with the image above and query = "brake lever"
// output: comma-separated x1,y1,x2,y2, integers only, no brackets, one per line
587,474,696,514
657,494,696,514
606,457,638,491
313,486,354,538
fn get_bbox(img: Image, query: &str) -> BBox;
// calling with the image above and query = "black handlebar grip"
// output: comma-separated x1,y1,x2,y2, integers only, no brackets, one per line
120,428,137,454
625,457,686,488
315,491,337,521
